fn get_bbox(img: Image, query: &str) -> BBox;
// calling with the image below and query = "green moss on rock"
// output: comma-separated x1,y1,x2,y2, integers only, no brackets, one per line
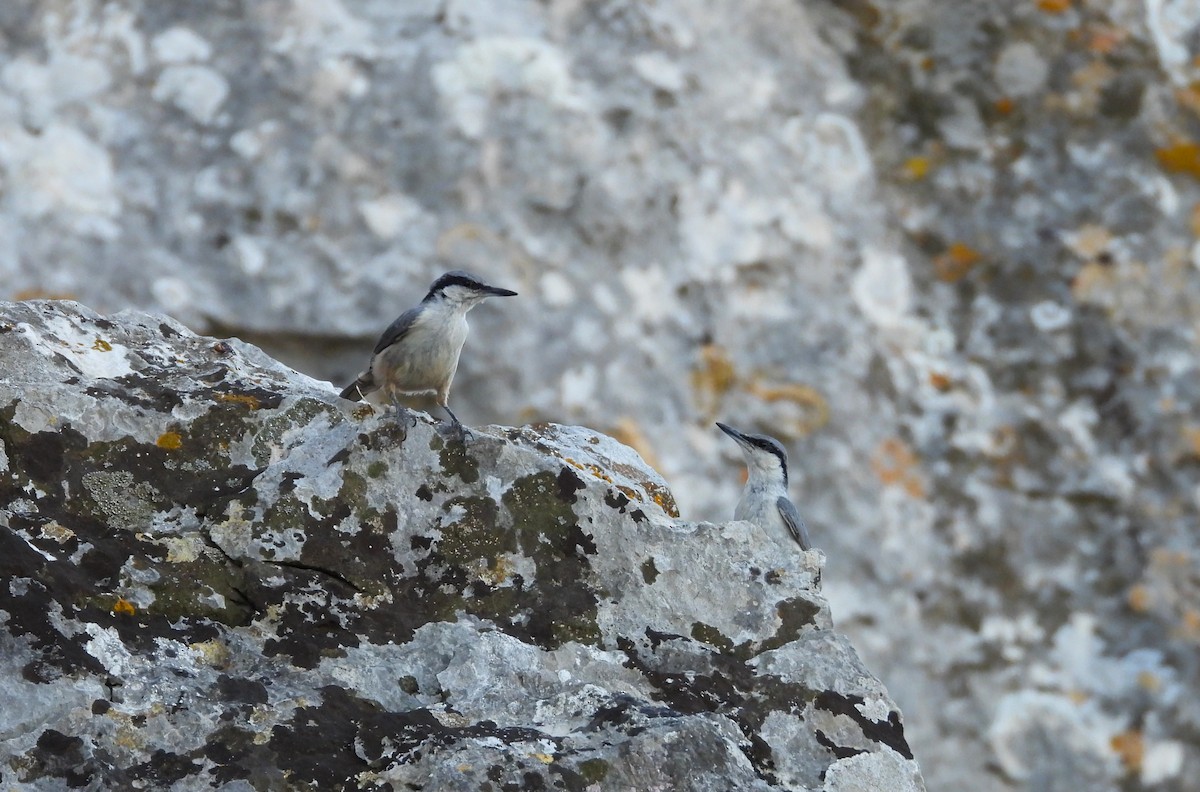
431,434,479,484
437,496,508,565
577,757,609,783
502,470,601,648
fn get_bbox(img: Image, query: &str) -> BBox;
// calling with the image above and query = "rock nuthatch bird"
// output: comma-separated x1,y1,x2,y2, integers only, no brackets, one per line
716,422,811,551
339,270,517,432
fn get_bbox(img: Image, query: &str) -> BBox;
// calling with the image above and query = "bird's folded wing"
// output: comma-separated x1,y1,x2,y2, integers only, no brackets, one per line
777,496,812,551
373,306,422,355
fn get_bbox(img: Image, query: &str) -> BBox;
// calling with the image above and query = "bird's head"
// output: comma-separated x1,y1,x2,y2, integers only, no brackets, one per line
716,422,789,485
425,270,518,308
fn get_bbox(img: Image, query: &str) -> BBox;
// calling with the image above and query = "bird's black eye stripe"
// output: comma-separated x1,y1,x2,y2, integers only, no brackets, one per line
751,437,778,454
428,271,483,294
750,436,788,467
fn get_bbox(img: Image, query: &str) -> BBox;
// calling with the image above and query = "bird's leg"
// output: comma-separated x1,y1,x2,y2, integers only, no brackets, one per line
389,392,416,427
439,396,471,440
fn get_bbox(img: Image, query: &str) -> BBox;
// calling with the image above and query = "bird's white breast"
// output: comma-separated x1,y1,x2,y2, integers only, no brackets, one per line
735,482,792,546
374,310,469,394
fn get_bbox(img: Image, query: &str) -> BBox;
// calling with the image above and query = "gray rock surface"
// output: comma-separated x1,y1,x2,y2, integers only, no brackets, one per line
5,2,1200,790
0,300,922,790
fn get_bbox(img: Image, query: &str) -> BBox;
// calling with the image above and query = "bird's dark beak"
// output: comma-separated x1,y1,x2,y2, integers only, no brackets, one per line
715,422,746,443
486,285,518,297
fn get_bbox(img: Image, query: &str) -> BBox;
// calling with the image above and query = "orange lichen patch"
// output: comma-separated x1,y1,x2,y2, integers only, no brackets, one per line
215,393,261,410
933,242,982,283
1175,84,1200,118
475,556,516,586
1127,584,1152,613
691,344,738,417
156,431,183,450
113,598,137,616
13,288,77,301
646,483,680,517
1138,671,1162,693
870,438,926,498
1066,224,1112,258
1071,262,1118,303
747,381,830,438
1036,0,1071,12
1088,25,1128,54
1150,547,1191,569
1155,142,1200,179
566,458,615,485
835,0,881,30
1111,730,1145,772
1071,59,1116,96
1183,426,1200,458
1188,204,1200,238
902,156,930,180
1177,608,1200,641
611,417,664,473
994,96,1016,116
929,372,953,391
615,485,642,504
92,338,113,352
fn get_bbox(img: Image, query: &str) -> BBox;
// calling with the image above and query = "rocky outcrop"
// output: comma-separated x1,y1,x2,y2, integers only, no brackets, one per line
10,4,1199,788
0,300,923,791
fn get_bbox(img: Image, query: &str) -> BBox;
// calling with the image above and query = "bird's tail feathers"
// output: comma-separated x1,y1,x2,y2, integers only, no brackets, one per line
339,373,374,401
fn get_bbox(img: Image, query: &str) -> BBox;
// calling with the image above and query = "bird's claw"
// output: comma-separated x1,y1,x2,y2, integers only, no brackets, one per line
437,420,471,442
387,399,418,428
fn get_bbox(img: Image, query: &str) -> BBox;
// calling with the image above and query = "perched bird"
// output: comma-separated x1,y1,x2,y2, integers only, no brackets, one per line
716,422,811,551
340,270,517,433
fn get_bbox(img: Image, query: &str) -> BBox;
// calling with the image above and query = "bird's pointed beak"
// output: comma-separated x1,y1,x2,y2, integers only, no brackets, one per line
715,422,747,444
485,285,518,297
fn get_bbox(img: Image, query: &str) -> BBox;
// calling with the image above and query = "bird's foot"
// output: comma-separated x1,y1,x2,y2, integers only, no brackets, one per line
438,405,471,441
388,399,418,428
437,419,472,442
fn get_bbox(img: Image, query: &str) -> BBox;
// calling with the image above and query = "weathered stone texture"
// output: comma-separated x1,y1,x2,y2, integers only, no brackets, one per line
0,301,920,790
4,2,1200,789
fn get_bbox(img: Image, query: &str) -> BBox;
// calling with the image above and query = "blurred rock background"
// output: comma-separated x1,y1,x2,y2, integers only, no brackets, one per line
2,1,1198,789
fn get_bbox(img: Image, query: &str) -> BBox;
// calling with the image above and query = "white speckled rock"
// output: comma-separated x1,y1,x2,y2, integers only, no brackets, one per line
6,3,1200,790
0,301,922,790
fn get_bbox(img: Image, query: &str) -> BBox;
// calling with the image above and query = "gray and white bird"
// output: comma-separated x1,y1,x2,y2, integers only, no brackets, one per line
339,270,517,432
716,422,811,551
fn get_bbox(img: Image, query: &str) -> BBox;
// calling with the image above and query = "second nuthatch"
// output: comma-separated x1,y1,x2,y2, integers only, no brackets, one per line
716,422,812,551
340,270,517,432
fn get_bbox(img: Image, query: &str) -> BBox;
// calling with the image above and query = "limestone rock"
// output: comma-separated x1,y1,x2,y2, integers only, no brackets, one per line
0,301,922,791
9,3,1200,789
